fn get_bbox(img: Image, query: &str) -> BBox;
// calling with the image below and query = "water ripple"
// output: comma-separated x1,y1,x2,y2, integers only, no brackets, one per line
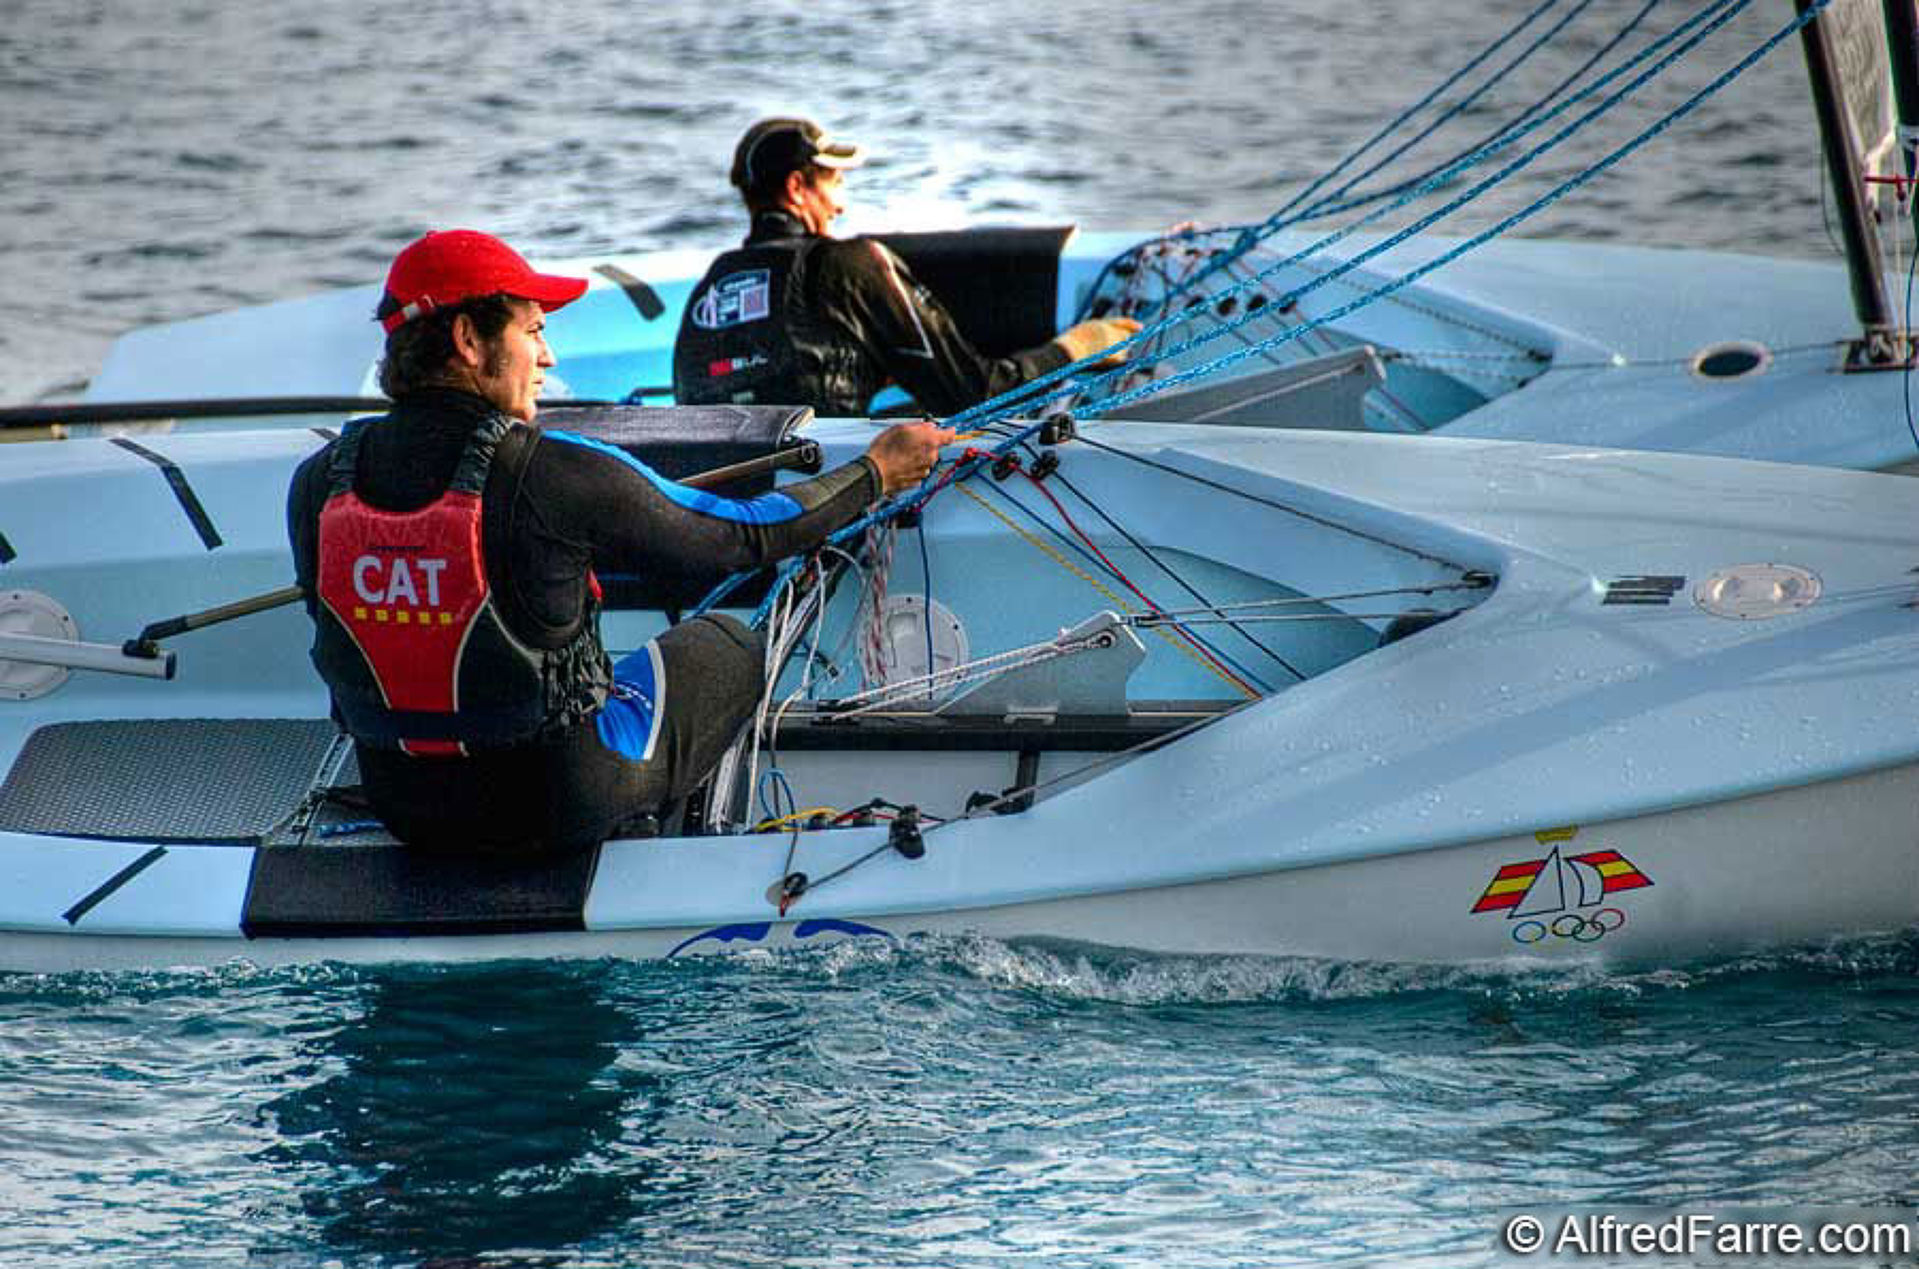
3,937,1916,1266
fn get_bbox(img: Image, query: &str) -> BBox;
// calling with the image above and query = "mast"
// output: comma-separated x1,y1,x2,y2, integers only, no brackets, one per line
1884,0,1919,178
1797,0,1908,367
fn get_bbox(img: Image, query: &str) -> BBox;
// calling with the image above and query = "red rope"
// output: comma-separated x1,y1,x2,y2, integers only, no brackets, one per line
1015,467,1259,697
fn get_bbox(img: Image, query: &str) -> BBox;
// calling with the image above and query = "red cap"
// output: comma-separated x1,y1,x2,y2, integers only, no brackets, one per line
378,229,589,333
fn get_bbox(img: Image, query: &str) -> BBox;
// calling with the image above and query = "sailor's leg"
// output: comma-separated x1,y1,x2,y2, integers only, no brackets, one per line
604,614,766,805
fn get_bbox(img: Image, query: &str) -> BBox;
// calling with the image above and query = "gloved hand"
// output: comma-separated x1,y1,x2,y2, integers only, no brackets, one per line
1052,317,1144,368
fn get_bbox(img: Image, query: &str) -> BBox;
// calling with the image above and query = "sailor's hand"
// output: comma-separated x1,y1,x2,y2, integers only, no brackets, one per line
866,419,956,495
1053,316,1143,369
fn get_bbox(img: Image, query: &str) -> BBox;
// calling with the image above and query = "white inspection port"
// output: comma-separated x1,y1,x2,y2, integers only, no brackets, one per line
1693,564,1821,620
0,591,79,701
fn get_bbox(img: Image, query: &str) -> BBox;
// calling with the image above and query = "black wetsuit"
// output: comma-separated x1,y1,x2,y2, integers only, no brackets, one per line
288,386,878,854
672,209,1072,417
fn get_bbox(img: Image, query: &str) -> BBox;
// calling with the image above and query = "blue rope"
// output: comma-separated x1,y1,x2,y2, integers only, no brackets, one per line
1227,0,1606,283
1274,0,1570,225
758,765,797,825
1078,0,1649,322
1297,0,1663,225
992,0,1756,438
1084,0,1814,420
944,0,1749,446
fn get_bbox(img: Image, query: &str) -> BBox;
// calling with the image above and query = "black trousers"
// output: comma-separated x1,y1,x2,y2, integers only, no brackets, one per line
359,614,767,855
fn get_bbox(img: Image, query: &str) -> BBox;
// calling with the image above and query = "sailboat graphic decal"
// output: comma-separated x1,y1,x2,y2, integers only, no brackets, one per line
1469,830,1653,943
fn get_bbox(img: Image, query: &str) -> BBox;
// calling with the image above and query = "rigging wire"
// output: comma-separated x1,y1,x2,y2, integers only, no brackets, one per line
915,0,1760,446
956,480,1273,695
696,0,1827,859
1008,465,1263,696
1036,455,1307,682
1074,0,1666,324
1065,0,1577,316
1067,0,1774,426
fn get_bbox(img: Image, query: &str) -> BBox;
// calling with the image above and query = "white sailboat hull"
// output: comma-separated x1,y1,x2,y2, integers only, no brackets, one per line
3,754,1913,974
4,422,1919,972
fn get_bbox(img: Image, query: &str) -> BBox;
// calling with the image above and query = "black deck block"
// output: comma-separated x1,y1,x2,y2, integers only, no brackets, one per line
241,842,601,938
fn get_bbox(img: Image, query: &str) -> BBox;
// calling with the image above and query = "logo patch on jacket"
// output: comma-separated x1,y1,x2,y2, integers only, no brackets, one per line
707,352,770,379
691,269,772,330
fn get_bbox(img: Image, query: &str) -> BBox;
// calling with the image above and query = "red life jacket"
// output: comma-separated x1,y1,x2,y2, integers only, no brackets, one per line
310,414,609,756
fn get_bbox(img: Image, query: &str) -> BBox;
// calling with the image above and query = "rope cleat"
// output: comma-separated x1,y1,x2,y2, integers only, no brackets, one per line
888,806,925,860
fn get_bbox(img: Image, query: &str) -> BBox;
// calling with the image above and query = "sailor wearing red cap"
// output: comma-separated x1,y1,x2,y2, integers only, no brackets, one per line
288,229,952,855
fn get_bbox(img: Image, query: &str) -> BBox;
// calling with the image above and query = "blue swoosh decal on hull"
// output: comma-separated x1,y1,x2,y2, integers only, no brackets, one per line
667,917,894,958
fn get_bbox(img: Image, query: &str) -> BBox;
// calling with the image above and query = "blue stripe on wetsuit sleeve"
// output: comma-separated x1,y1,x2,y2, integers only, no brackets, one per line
543,428,805,525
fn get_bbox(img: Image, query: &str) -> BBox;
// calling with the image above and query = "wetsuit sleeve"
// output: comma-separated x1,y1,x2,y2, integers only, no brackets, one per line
286,446,329,615
526,429,881,575
816,239,1072,417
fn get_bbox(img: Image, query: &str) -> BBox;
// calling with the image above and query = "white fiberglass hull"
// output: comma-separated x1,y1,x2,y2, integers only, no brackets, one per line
4,423,1919,972
3,759,1913,974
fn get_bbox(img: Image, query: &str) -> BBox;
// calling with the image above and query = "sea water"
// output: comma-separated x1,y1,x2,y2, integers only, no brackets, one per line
4,2,1916,1265
5,941,1919,1267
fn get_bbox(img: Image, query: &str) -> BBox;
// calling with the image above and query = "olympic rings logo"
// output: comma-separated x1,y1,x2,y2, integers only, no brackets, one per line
1512,908,1626,944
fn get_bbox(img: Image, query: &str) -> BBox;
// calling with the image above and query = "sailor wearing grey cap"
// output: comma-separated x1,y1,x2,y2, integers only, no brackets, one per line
673,116,1139,418
730,116,868,198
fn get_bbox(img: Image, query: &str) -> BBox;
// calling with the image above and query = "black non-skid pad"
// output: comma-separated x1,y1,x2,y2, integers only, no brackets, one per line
241,842,599,938
109,437,224,550
0,718,339,843
593,263,667,321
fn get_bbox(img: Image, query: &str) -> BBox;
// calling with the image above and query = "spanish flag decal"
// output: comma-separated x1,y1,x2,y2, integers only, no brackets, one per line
1470,859,1550,913
1470,844,1655,915
1566,849,1654,895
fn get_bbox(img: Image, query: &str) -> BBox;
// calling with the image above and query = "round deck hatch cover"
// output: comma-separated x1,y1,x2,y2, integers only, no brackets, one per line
1693,564,1820,620
0,590,79,701
875,594,968,704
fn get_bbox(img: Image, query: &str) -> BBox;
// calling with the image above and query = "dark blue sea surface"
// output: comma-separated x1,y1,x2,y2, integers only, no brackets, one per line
4,2,1915,1266
4,940,1919,1267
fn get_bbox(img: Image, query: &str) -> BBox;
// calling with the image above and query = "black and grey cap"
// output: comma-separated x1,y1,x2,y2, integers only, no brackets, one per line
730,117,867,194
